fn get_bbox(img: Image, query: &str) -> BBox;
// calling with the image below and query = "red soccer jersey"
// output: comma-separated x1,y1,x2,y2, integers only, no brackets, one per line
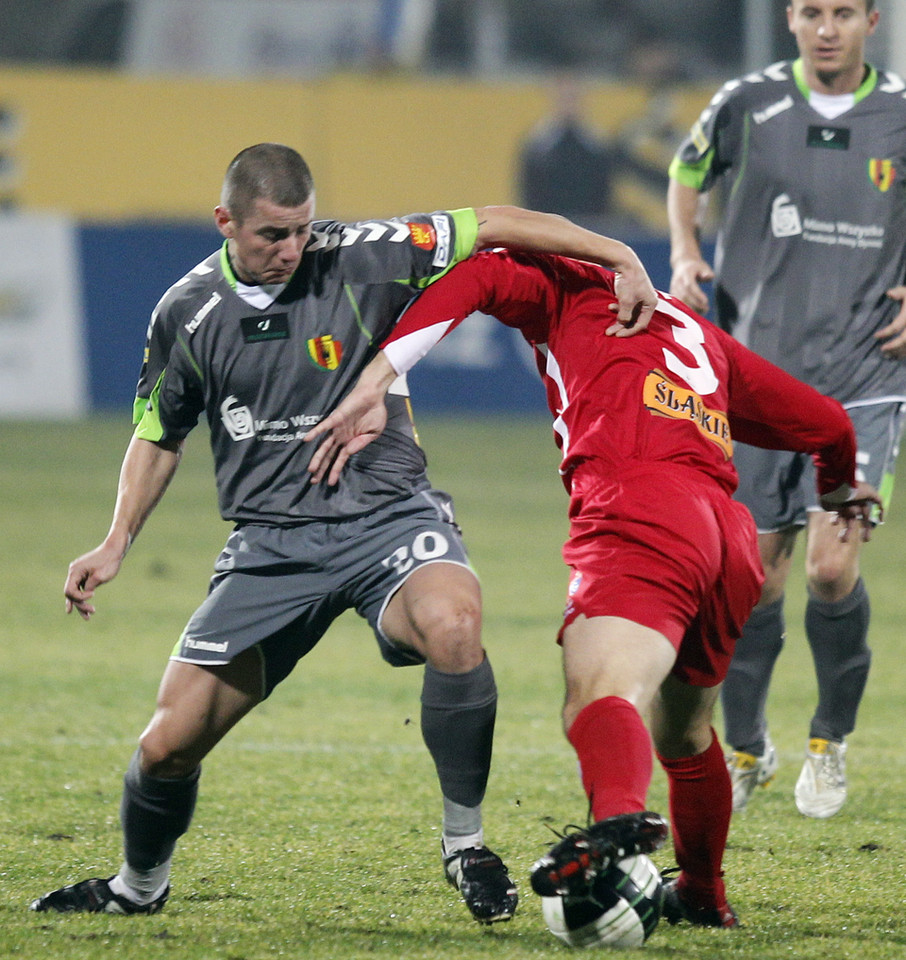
384,250,857,498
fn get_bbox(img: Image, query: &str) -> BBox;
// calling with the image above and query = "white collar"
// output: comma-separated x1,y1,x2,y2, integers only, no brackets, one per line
808,89,855,120
234,280,287,310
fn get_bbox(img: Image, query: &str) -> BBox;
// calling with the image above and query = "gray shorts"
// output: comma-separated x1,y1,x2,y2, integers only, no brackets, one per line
171,489,474,697
733,400,906,533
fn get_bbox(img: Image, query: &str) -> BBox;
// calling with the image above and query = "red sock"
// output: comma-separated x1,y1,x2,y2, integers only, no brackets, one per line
657,729,731,909
567,696,652,821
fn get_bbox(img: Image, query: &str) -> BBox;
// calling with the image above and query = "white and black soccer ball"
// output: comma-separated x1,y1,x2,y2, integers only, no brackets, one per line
541,854,663,949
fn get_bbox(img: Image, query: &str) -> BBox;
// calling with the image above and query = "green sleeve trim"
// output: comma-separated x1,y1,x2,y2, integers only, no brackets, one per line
133,395,149,425
793,58,877,103
668,151,713,191
133,370,167,442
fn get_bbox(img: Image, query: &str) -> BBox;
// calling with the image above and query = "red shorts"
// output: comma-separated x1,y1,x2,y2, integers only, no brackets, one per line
560,464,764,687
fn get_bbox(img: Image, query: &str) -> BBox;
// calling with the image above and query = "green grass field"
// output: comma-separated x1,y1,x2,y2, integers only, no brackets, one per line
1,415,904,959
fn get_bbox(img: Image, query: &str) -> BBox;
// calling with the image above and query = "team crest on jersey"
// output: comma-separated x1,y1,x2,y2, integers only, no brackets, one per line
868,159,896,193
643,370,733,459
563,569,582,623
307,335,343,370
408,222,437,250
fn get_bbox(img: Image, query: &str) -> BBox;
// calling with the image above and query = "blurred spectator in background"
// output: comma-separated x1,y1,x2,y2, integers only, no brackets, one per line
519,77,615,219
608,37,694,233
517,76,644,235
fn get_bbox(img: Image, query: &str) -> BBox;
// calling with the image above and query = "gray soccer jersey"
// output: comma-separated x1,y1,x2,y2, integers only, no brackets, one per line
671,59,906,404
133,209,479,523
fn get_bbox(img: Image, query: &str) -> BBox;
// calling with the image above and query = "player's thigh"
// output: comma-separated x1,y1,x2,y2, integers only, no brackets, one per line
355,489,478,668
140,647,265,776
733,441,809,532
756,526,800,605
671,496,762,687
175,523,347,681
561,615,676,725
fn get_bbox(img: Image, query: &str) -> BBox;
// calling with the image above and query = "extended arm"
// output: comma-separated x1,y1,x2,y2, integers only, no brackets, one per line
667,180,714,314
722,334,881,541
473,204,656,334
64,434,183,619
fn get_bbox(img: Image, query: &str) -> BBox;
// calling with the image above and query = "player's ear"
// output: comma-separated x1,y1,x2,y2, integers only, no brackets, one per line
866,9,880,36
214,205,236,239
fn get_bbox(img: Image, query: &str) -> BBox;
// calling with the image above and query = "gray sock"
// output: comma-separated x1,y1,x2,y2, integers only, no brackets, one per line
442,798,483,853
120,748,200,873
722,596,786,754
806,577,871,741
421,656,497,823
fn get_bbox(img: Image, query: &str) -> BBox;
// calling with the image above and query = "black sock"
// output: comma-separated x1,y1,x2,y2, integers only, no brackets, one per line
121,749,200,871
721,596,785,754
806,578,871,741
421,656,497,812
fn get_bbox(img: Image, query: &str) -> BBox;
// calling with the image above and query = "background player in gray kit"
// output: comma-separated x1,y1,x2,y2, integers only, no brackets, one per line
31,143,657,920
668,0,906,818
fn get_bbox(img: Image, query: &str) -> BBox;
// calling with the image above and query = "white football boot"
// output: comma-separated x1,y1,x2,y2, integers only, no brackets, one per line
726,734,779,812
794,738,847,818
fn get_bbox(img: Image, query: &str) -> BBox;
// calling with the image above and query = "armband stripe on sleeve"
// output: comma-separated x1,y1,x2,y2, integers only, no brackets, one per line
669,151,713,191
449,208,480,263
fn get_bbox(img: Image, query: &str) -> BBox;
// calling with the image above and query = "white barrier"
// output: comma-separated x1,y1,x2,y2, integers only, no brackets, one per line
0,212,87,418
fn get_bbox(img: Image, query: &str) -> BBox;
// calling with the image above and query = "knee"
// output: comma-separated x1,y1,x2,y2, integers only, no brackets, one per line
417,593,483,672
806,556,858,601
138,730,198,780
652,718,713,760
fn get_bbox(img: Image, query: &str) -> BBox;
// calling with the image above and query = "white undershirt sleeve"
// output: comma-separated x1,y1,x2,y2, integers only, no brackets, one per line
383,318,457,375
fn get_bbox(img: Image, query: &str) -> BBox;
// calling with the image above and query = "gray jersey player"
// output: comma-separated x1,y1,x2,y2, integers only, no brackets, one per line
668,0,906,818
33,143,657,920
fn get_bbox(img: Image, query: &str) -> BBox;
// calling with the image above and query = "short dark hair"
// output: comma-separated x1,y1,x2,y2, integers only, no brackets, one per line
221,143,315,223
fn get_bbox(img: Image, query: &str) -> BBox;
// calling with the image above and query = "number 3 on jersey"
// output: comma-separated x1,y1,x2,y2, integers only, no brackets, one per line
381,532,451,575
659,296,719,397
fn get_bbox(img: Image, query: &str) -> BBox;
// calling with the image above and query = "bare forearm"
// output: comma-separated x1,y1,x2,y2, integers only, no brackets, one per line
474,204,639,271
106,434,182,554
667,181,704,266
473,204,656,331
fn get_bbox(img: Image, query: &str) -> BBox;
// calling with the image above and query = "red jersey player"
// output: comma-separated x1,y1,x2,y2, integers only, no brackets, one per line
305,249,879,928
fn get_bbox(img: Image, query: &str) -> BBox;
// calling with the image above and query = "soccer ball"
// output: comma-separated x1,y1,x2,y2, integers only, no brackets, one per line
541,854,664,949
